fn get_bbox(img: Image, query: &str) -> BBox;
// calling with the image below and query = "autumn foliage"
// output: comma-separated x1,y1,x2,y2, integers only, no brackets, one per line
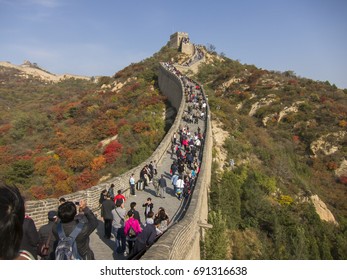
0,45,179,199
103,141,123,163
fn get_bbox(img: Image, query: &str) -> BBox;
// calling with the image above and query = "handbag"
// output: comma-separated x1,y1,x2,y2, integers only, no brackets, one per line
38,232,52,257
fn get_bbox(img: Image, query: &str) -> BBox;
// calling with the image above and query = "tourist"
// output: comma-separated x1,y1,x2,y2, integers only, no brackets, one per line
0,182,27,260
52,200,98,260
112,199,126,255
142,197,153,219
124,210,142,255
101,194,115,239
37,210,57,260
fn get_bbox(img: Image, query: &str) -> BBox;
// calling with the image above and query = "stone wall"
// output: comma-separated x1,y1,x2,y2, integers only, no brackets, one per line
181,42,195,56
26,63,186,229
142,74,213,260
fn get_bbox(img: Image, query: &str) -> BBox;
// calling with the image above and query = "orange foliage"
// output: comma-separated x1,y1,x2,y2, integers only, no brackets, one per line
45,165,73,196
30,186,47,199
133,121,150,133
46,165,68,181
92,119,118,138
76,169,99,190
34,156,54,176
0,123,12,135
326,161,338,171
0,145,13,164
90,155,106,171
338,120,347,127
66,150,93,171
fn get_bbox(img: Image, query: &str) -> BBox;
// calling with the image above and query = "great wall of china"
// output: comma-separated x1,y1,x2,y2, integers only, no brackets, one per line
25,32,212,260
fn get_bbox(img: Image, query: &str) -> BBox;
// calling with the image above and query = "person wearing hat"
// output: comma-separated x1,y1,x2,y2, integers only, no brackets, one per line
37,210,58,260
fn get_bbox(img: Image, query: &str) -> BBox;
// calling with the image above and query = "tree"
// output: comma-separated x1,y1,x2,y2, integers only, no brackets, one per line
8,159,34,186
103,141,123,164
76,169,99,190
66,150,93,172
206,43,216,53
90,155,106,171
203,210,229,259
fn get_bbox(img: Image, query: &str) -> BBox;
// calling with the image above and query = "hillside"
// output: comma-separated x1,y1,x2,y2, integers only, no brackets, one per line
0,61,90,82
195,52,347,259
0,46,182,199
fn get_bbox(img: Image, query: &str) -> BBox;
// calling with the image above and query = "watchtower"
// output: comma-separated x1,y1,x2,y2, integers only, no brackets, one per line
169,32,189,48
169,32,194,55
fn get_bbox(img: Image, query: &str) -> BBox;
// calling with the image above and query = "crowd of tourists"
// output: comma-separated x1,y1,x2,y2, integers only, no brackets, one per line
182,45,205,66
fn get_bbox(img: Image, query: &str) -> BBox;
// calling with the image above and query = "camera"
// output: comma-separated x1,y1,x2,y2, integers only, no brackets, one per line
75,201,80,206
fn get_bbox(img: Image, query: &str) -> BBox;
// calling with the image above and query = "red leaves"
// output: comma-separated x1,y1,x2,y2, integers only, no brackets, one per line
339,176,347,185
103,140,123,163
76,169,99,190
30,186,47,199
292,135,300,143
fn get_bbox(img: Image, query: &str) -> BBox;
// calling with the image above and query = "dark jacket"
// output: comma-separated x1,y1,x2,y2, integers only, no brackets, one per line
20,216,40,260
132,209,142,225
132,223,156,256
101,199,115,220
158,177,167,188
52,207,98,260
142,202,153,217
38,220,56,260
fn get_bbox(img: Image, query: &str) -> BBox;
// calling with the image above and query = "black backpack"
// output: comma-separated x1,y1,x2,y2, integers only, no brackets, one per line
128,226,137,238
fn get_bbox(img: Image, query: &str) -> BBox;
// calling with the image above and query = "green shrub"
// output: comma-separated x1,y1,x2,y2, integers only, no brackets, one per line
203,210,229,259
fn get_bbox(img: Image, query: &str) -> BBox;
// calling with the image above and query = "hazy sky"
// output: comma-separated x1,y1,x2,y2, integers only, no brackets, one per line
1,0,346,88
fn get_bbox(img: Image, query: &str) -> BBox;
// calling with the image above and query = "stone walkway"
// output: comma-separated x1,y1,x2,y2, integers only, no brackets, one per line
90,66,205,260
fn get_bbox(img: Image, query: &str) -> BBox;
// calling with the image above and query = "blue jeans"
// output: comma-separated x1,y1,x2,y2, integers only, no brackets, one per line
113,227,126,254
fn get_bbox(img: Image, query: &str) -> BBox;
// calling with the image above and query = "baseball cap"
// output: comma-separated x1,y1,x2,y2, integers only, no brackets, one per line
48,210,57,220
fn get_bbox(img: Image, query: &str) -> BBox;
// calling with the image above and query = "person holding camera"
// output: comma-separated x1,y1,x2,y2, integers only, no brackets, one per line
52,199,98,260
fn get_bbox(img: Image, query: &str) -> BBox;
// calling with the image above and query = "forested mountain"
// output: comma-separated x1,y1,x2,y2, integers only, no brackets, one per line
197,52,347,259
0,46,181,199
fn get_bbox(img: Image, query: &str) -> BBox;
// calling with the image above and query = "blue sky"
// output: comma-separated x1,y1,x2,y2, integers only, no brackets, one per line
1,0,346,88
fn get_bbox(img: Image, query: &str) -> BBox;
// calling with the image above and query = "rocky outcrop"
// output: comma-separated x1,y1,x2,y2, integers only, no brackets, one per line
111,77,137,92
212,119,229,170
277,101,304,122
310,131,347,157
335,159,347,178
310,195,338,225
249,94,277,116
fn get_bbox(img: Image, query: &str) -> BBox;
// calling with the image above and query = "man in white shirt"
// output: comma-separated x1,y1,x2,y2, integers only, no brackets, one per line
176,176,184,200
129,173,136,196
